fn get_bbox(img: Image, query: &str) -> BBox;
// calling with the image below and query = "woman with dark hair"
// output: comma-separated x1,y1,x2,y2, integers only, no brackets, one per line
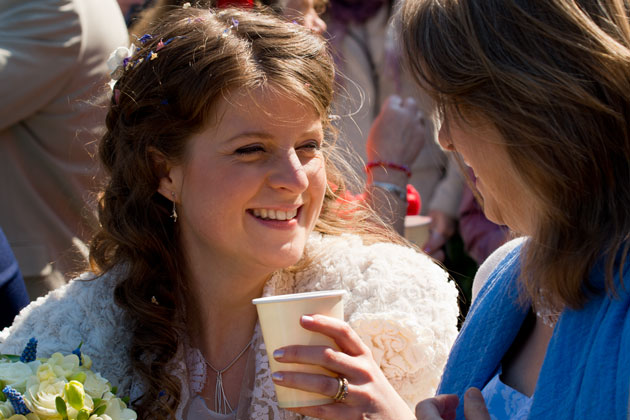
0,6,457,420
397,0,630,418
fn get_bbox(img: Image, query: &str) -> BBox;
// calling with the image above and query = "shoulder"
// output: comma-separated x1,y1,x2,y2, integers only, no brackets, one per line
0,270,134,391
471,236,528,303
301,233,456,309
300,233,459,403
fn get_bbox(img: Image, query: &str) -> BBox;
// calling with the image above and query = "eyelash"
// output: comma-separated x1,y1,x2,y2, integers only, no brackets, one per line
234,141,321,155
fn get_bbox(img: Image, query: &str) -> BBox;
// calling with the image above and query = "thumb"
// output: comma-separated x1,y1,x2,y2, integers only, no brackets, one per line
463,388,491,420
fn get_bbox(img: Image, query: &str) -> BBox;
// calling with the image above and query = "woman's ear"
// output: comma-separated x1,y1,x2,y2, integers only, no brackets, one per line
149,147,183,202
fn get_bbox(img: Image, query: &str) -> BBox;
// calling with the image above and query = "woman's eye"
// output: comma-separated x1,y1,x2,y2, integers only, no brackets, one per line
235,145,265,155
298,141,321,152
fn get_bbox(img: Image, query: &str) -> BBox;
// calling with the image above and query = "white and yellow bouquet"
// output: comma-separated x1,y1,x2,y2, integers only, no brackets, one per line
0,338,136,420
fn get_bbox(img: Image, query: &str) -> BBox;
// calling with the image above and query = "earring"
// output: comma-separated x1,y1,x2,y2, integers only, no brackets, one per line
171,192,178,222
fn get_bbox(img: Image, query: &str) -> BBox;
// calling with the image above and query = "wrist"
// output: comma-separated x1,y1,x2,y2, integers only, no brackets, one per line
367,165,408,186
365,160,412,179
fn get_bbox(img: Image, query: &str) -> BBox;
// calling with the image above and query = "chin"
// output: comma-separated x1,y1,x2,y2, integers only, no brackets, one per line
262,244,306,271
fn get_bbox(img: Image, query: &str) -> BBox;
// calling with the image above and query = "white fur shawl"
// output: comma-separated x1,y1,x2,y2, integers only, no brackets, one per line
0,233,459,417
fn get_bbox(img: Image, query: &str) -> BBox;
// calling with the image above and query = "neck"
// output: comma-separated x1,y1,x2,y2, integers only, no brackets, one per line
185,257,271,367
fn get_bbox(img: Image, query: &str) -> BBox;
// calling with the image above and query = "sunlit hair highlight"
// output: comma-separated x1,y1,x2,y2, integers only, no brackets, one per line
91,6,399,418
401,0,630,311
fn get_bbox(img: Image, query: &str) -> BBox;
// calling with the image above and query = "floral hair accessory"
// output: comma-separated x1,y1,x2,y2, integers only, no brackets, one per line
221,18,240,38
137,34,153,44
183,2,191,8
107,45,135,81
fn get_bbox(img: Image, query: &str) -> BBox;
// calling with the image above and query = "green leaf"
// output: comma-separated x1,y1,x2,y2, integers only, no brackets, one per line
122,396,130,404
0,354,21,362
77,408,90,420
93,404,107,416
92,398,102,407
110,386,118,395
55,396,68,420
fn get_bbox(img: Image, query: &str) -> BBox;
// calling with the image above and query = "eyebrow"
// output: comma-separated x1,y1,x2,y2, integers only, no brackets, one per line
225,132,275,143
225,128,323,144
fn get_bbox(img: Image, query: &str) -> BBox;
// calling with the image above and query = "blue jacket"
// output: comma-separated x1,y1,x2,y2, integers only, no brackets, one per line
439,240,630,419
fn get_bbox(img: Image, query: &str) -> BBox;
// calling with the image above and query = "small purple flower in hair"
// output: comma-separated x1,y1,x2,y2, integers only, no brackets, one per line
232,18,239,29
138,34,153,44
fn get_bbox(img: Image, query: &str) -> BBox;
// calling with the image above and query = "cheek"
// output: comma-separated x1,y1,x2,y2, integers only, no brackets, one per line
306,157,327,204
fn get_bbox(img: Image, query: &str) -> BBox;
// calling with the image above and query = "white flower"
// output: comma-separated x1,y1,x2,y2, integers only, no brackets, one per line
83,371,111,399
6,415,38,420
102,398,136,420
24,378,66,418
0,361,34,392
106,46,134,80
0,401,14,418
46,353,81,380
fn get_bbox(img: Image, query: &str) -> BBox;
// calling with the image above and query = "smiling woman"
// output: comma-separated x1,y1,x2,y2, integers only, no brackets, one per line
0,5,458,420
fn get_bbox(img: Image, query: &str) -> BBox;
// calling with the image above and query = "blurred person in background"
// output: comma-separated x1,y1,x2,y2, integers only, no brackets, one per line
322,0,464,262
0,0,128,299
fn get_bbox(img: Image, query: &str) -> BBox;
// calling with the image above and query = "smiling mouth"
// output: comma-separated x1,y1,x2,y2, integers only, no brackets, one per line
248,207,300,221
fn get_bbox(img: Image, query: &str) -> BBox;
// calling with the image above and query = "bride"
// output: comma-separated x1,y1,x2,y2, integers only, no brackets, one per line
0,6,458,419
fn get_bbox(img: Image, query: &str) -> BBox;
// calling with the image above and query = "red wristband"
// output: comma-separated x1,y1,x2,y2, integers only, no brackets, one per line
365,161,412,178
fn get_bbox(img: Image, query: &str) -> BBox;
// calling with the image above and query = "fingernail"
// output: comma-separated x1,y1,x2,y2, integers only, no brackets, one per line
465,388,483,401
272,372,284,382
273,349,285,359
301,315,314,323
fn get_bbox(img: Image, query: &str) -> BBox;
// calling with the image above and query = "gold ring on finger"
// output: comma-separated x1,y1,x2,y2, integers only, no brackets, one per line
332,376,349,403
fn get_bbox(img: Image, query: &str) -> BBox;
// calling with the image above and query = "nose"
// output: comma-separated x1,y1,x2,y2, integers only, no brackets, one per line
267,149,310,193
307,13,327,35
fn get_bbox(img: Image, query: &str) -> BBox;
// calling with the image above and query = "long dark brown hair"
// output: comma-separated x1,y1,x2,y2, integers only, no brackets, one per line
401,0,630,310
90,6,398,418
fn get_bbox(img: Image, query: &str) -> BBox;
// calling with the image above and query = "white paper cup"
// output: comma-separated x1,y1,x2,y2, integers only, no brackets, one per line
404,215,432,247
252,290,345,408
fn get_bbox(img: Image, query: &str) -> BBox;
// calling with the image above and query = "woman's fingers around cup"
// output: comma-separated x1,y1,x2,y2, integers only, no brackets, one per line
299,314,367,356
273,344,353,375
271,371,348,402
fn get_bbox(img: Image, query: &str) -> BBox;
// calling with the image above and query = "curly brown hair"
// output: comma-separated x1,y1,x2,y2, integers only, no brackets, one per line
90,6,398,418
401,0,630,311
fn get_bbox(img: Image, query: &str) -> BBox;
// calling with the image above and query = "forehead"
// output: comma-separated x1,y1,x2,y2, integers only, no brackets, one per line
210,87,323,131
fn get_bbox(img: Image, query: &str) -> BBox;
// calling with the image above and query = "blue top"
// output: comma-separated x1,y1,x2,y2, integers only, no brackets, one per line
438,239,630,419
0,228,29,329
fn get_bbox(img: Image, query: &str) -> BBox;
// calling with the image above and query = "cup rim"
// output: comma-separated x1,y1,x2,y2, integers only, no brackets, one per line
252,290,345,305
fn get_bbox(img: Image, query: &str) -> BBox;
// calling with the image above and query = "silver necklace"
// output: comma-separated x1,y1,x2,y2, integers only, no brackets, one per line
204,337,254,414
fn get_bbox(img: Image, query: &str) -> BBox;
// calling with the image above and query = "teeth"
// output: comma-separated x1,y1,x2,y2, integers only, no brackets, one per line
251,208,298,220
